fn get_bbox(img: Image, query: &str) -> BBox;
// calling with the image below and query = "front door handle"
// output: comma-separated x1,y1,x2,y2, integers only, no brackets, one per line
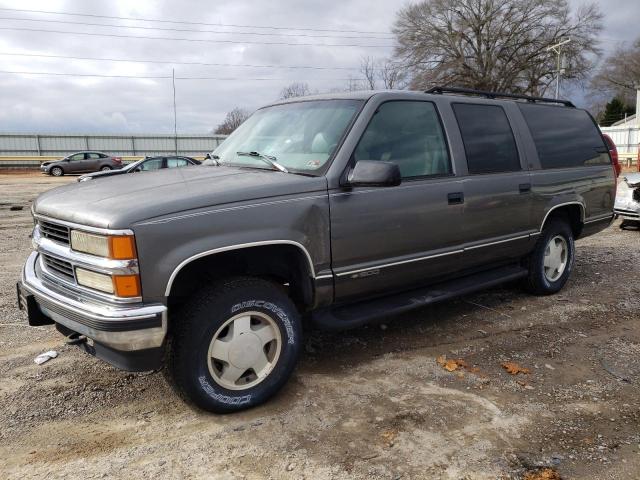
447,192,464,205
519,183,531,194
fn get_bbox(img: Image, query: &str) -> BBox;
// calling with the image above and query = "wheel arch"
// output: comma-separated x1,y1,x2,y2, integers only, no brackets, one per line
165,241,316,308
540,201,585,238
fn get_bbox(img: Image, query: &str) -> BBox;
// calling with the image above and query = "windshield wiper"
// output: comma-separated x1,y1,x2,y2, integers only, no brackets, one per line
236,151,289,173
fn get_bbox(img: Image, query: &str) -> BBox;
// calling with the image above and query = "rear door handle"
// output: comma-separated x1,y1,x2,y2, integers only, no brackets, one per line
447,192,464,205
519,183,531,194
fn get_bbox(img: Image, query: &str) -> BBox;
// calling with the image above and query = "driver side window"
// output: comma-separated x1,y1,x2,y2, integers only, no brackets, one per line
354,101,451,179
139,158,164,171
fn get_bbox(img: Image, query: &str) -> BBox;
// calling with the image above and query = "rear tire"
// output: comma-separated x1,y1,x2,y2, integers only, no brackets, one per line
523,217,575,295
165,277,302,413
50,166,63,177
100,165,112,172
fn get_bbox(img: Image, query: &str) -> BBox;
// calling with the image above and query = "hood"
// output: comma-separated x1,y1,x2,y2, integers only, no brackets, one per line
34,165,327,229
623,172,640,188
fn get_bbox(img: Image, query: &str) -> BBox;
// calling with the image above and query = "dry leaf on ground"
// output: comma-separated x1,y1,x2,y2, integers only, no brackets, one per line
380,429,397,447
523,467,562,480
501,361,530,375
436,355,468,372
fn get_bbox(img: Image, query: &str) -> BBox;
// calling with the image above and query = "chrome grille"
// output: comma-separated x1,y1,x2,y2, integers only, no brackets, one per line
39,220,70,245
42,254,75,282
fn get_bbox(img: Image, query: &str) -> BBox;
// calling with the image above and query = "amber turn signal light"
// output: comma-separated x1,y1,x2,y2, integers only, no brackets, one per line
109,236,137,260
113,274,141,297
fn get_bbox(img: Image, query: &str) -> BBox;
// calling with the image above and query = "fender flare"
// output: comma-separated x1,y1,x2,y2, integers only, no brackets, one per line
164,240,316,296
539,201,585,232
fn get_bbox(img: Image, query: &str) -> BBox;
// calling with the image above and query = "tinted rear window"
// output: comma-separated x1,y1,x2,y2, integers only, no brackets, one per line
518,104,609,169
452,103,520,174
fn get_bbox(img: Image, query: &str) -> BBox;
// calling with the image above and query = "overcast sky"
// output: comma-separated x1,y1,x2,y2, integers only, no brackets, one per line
0,0,637,134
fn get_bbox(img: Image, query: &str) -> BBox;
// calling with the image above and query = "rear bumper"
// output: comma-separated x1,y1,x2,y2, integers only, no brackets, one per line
19,251,167,370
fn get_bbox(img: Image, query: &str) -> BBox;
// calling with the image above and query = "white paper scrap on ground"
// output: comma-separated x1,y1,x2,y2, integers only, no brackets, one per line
34,350,58,365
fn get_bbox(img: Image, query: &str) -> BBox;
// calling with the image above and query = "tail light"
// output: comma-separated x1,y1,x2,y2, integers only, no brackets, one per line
113,157,122,164
602,134,621,178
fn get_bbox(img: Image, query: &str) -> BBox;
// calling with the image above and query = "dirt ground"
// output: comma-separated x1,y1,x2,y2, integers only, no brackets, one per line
1,172,639,480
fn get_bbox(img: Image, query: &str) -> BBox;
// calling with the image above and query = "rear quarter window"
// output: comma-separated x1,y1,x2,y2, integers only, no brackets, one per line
518,104,609,169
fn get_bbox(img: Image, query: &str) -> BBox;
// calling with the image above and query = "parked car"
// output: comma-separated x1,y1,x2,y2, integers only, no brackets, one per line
602,134,621,177
41,151,122,176
78,155,200,182
614,172,640,228
18,88,616,413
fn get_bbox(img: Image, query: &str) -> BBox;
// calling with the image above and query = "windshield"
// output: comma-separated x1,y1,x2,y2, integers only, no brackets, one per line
124,158,145,171
208,99,362,173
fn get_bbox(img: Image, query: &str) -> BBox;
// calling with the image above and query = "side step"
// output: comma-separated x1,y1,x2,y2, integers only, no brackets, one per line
311,264,528,330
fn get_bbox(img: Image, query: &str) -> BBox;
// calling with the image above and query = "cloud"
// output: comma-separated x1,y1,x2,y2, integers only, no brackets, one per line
0,0,636,132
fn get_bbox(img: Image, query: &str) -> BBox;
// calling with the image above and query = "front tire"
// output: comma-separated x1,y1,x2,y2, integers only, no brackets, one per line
50,166,63,177
523,217,575,295
166,277,302,413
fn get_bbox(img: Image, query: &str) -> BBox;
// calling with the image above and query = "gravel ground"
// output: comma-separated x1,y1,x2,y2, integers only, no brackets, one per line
1,172,639,480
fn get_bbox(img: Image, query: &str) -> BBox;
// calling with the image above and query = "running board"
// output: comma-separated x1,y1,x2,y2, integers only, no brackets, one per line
311,264,528,330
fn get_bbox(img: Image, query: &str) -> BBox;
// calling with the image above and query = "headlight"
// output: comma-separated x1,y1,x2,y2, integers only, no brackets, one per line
75,268,141,297
75,268,114,294
70,230,136,259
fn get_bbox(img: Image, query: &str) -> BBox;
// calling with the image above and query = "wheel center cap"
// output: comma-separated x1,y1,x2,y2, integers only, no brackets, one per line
228,333,262,370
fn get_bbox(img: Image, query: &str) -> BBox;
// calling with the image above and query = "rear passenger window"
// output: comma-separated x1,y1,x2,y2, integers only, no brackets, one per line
518,104,609,169
353,101,451,178
452,103,520,174
167,158,189,168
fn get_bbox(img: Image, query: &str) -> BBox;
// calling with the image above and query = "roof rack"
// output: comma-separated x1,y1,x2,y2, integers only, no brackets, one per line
425,86,575,108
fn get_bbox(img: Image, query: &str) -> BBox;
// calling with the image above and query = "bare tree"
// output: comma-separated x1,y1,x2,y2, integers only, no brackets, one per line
213,107,250,135
591,37,640,105
393,0,603,96
379,60,408,89
360,56,377,90
279,82,312,99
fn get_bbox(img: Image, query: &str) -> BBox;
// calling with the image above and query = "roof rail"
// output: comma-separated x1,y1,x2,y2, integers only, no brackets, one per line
425,86,575,108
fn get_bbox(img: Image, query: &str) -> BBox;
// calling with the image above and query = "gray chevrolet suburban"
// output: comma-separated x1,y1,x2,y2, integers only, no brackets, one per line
17,88,616,412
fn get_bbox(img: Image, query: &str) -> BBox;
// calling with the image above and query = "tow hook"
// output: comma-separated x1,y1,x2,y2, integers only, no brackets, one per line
66,332,87,346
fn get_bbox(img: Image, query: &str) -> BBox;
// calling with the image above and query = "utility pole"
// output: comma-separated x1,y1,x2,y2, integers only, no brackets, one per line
172,68,178,154
547,38,571,99
629,82,640,165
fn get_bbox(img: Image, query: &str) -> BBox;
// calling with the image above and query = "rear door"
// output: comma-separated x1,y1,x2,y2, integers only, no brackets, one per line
329,99,465,302
451,102,534,267
85,152,102,171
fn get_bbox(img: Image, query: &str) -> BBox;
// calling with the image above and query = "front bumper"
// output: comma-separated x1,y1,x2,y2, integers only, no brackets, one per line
614,207,640,221
19,251,167,370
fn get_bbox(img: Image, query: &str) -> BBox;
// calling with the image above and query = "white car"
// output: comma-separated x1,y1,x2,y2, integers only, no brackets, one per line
614,173,640,229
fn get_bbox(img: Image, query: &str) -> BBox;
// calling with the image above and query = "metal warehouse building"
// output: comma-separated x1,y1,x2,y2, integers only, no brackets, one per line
0,133,227,157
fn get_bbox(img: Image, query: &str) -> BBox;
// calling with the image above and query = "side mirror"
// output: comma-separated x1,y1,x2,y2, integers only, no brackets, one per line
347,160,401,187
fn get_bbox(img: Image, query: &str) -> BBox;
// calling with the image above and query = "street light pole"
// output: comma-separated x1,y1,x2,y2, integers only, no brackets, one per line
547,38,571,99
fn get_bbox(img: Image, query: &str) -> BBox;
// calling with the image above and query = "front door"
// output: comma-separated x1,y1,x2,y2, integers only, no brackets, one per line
65,152,87,173
330,100,465,302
